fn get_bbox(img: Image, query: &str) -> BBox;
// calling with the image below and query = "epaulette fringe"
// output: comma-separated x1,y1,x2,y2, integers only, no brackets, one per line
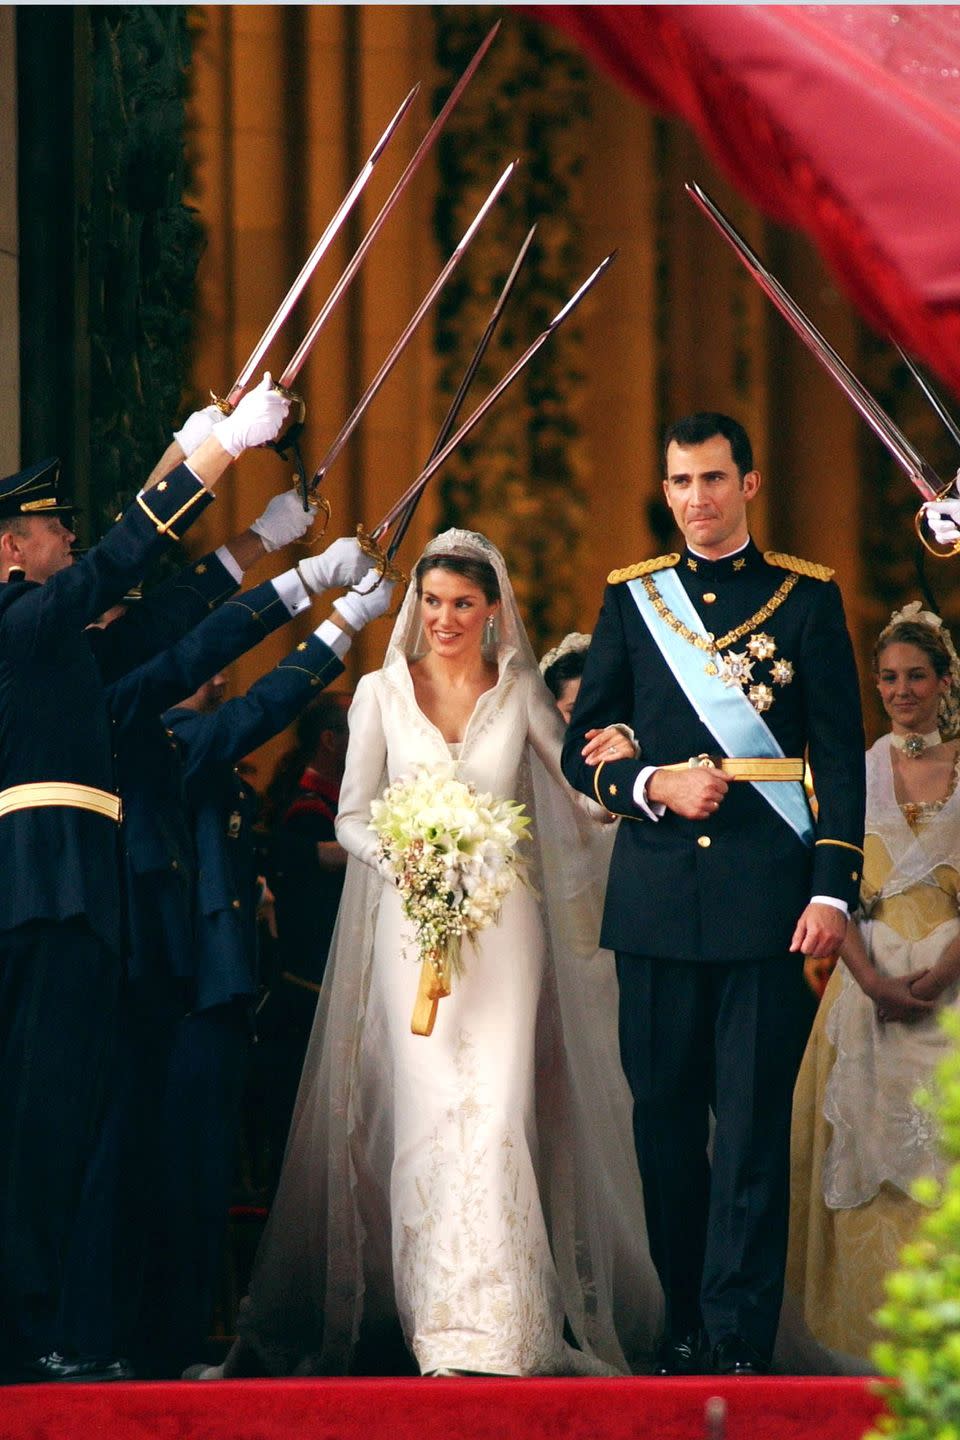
763,550,834,582
608,553,681,584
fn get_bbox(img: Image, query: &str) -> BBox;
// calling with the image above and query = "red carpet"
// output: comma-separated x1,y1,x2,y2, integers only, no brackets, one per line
1,1376,886,1440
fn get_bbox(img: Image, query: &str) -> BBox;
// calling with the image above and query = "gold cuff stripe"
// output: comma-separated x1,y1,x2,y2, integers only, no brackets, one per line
593,759,607,810
662,756,804,781
136,483,208,537
815,838,865,857
0,781,122,823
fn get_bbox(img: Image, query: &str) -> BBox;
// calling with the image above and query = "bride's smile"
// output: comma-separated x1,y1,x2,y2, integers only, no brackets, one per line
419,568,500,661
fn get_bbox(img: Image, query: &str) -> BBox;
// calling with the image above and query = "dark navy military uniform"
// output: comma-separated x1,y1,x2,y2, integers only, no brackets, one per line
259,770,345,1188
562,539,865,1362
59,551,241,1362
121,619,344,1372
64,571,338,1369
0,458,213,1366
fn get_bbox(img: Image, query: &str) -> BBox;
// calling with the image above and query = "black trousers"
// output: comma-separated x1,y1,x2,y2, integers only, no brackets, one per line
0,918,119,1361
616,952,813,1359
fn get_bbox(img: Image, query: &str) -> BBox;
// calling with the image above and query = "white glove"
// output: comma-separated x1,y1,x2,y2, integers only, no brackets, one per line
173,403,223,458
296,538,367,593
333,567,396,631
212,373,290,458
922,495,960,547
250,490,314,552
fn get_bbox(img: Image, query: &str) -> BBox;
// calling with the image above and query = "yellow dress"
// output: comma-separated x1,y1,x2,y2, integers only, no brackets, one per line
786,738,960,1364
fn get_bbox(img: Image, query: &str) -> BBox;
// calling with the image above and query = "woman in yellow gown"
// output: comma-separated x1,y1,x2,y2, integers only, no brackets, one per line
787,603,960,1366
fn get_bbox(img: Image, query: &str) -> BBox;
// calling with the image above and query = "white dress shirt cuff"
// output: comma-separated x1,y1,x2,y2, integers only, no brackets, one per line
315,617,351,658
214,545,244,584
271,567,313,617
811,895,849,916
632,766,666,820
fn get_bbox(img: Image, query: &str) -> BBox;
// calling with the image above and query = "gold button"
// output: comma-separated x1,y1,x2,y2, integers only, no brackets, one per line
195,562,207,575
310,677,320,686
171,859,179,871
851,871,859,881
231,899,241,910
702,592,717,604
297,642,307,652
697,835,711,848
608,783,618,796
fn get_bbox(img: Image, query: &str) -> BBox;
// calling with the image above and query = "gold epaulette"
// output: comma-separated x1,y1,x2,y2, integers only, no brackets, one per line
763,550,834,582
608,553,681,584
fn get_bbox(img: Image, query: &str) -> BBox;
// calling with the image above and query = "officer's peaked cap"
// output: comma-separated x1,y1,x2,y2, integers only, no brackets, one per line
0,457,79,522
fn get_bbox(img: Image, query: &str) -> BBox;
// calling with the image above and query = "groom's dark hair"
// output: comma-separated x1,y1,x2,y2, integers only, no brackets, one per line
415,553,500,604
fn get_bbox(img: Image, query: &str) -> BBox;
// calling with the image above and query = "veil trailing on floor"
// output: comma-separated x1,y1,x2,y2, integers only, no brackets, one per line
234,530,662,1375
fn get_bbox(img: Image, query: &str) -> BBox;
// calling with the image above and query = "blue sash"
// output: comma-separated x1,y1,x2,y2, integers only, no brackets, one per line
627,570,813,846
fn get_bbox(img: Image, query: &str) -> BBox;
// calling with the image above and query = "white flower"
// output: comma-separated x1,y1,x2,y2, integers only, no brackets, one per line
368,766,531,984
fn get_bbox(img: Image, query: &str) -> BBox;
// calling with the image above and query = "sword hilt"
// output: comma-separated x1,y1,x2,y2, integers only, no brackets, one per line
914,474,960,558
355,526,408,618
210,391,234,416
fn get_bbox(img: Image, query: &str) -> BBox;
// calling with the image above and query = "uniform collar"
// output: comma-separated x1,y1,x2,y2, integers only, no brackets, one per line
681,537,762,580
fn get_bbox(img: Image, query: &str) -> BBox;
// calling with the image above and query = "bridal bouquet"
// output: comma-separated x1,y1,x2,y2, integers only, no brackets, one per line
369,765,531,1036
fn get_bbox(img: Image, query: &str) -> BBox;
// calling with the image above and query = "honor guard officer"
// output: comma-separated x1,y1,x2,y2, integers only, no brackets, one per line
100,552,391,1372
58,473,329,1371
562,412,865,1378
0,376,289,1380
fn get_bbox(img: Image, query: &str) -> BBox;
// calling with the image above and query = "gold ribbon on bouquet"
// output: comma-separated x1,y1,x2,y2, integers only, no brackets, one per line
411,939,459,1037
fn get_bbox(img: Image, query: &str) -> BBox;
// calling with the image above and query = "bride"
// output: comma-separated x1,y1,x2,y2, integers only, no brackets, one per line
214,530,661,1378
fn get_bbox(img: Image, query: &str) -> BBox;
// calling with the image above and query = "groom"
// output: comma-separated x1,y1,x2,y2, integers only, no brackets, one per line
562,412,865,1375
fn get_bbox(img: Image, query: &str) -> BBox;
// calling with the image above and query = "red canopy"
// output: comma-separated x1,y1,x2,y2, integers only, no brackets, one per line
539,5,960,398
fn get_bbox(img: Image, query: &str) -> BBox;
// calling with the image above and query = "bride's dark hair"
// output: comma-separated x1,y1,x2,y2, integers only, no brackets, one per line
415,552,501,604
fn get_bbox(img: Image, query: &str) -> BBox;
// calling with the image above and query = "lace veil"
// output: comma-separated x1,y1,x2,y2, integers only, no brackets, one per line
235,530,661,1375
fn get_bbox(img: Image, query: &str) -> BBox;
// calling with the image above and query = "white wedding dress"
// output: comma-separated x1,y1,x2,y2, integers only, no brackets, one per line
229,531,661,1377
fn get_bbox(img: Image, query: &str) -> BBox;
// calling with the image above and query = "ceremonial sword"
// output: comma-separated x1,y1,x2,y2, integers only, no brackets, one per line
215,20,500,416
386,224,538,561
363,251,617,571
306,159,518,498
276,21,501,398
215,85,419,414
685,182,956,551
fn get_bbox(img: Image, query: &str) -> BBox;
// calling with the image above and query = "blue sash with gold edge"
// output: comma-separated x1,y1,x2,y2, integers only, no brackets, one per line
627,571,814,846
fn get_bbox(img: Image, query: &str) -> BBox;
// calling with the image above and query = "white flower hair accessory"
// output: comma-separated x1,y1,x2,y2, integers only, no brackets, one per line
539,632,593,676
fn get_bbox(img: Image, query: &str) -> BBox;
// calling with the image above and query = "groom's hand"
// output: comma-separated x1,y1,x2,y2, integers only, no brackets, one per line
646,767,729,819
789,901,846,958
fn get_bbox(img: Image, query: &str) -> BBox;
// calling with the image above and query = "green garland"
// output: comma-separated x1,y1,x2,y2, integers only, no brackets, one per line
869,1012,960,1439
432,7,591,654
85,6,203,531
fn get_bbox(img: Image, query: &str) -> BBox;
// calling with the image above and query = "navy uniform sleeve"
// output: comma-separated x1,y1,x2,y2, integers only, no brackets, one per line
165,632,345,790
0,462,213,658
107,574,300,728
561,583,648,817
91,550,239,686
799,579,867,908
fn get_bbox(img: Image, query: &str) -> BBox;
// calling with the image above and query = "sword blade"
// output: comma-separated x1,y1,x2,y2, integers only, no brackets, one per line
685,182,942,501
280,21,501,391
371,251,616,542
387,223,537,558
224,84,419,409
309,159,517,491
895,343,960,454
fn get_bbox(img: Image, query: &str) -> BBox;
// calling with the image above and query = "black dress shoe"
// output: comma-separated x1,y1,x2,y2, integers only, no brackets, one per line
21,1352,135,1382
653,1329,705,1376
710,1336,769,1376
